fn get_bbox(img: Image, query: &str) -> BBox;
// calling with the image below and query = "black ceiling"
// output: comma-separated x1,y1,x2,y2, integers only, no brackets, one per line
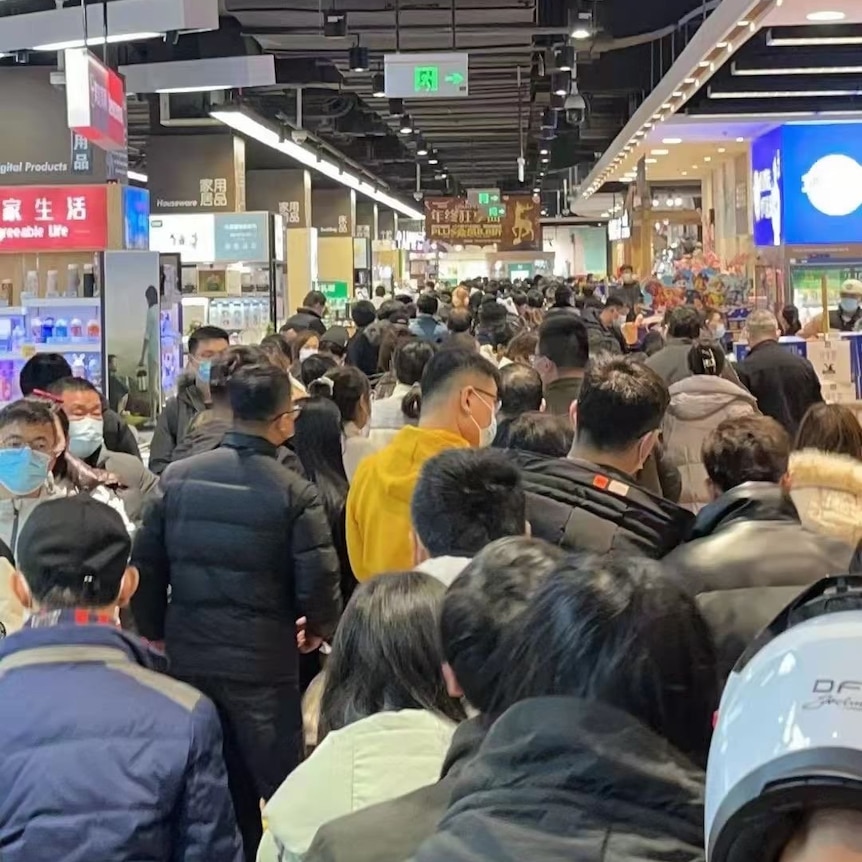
2,0,732,201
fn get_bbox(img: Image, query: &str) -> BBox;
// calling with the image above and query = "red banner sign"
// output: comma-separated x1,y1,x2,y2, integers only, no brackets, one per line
0,186,108,251
65,48,127,152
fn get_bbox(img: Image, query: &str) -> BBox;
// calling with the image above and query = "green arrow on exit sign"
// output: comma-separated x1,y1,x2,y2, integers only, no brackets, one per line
445,71,465,86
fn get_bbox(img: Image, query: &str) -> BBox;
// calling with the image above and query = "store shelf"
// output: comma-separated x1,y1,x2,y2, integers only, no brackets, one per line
21,296,100,308
33,342,101,353
0,307,26,316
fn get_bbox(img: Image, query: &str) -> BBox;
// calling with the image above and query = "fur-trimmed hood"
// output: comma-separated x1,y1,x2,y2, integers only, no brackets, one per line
788,449,862,547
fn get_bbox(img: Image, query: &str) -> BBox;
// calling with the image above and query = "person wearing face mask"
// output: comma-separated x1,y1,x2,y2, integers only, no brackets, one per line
580,293,629,356
0,397,134,636
149,325,230,475
132,361,342,862
346,348,501,581
48,377,158,525
800,279,862,338
511,356,694,559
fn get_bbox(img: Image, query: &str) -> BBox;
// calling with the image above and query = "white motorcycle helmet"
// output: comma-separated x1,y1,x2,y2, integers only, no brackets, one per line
706,576,862,862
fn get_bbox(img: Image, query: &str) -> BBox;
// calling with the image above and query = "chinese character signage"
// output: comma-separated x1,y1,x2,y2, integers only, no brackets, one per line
65,48,127,152
247,169,311,228
148,135,246,214
70,132,93,175
425,195,541,251
0,185,108,251
213,213,269,261
384,52,469,99
313,188,355,236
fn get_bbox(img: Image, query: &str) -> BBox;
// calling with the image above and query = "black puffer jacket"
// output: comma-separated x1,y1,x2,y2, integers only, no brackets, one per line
665,482,853,681
511,450,694,558
284,307,326,336
131,432,342,684
414,697,705,862
149,376,209,475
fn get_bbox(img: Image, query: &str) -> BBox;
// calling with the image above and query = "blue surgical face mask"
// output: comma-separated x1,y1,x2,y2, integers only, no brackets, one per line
67,417,104,459
197,358,212,383
0,447,52,497
840,297,859,315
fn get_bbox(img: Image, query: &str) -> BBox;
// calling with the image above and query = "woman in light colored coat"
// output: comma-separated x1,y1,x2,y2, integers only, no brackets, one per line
663,343,758,512
368,339,436,450
257,571,465,862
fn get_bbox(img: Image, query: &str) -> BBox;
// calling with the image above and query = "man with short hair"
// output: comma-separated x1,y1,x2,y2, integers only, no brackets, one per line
780,810,862,862
0,496,243,862
283,290,327,336
346,299,384,377
533,314,589,415
647,305,741,386
410,294,448,343
493,364,543,446
581,294,629,356
447,307,472,334
665,414,852,681
304,537,565,862
347,348,501,579
513,356,693,557
133,362,341,860
19,353,140,459
48,377,158,525
550,284,576,311
149,325,230,474
410,448,527,586
737,309,823,434
800,277,862,337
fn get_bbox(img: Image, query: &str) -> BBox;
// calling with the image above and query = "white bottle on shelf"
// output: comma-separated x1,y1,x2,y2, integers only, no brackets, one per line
67,264,81,298
45,270,59,297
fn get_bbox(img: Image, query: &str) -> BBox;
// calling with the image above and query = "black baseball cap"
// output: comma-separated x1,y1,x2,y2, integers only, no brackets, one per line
321,326,350,350
17,496,131,603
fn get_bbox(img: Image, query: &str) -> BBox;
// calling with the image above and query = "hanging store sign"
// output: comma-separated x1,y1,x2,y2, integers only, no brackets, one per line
65,48,127,152
384,52,469,98
0,185,108,251
425,195,541,250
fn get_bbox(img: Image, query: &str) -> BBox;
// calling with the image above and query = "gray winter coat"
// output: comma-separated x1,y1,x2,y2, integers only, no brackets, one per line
662,375,758,512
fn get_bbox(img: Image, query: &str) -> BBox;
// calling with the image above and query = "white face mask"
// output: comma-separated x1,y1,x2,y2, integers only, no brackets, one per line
470,392,498,448
299,347,318,362
67,417,104,459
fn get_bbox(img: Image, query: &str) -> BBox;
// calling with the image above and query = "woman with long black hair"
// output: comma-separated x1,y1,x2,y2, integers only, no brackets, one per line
292,395,357,604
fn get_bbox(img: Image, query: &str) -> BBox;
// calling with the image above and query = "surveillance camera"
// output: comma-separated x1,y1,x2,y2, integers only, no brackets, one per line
413,191,424,202
292,129,309,145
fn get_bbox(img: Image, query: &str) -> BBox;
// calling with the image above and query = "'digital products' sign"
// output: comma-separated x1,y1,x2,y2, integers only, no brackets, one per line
0,185,108,250
65,48,127,152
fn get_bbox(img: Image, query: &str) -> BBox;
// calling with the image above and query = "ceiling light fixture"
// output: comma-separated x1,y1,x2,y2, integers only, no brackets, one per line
551,72,571,96
533,187,541,194
371,73,386,97
698,60,711,67
415,136,429,156
709,87,862,98
737,19,750,26
128,170,148,183
652,197,660,207
554,45,576,71
734,63,862,75
681,171,688,176
571,27,591,39
704,156,712,161
34,30,162,51
718,146,726,153
428,152,439,165
211,106,424,219
651,148,669,155
666,197,674,207
399,113,414,134
672,90,684,98
348,45,370,72
736,136,744,142
806,10,847,21
716,41,728,48
662,137,682,144
684,77,697,84
767,32,862,46
645,158,658,164
674,197,683,206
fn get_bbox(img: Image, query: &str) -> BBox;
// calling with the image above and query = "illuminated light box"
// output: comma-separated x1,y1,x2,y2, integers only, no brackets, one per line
752,122,862,246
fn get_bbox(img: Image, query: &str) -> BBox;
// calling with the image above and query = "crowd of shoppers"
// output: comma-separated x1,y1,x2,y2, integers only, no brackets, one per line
3,273,862,862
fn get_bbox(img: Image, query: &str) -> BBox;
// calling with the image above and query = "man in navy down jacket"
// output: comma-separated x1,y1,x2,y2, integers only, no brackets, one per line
0,496,243,862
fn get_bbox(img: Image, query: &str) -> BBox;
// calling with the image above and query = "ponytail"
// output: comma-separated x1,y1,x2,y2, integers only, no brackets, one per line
401,384,422,421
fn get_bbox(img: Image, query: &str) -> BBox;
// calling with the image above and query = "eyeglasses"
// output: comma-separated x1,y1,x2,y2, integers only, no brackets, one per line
473,387,502,413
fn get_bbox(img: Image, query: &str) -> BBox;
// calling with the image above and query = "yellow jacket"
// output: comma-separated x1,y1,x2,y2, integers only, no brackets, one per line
346,425,469,580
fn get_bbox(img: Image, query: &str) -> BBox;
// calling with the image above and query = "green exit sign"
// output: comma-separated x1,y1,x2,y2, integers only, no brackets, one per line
414,66,439,93
488,205,505,218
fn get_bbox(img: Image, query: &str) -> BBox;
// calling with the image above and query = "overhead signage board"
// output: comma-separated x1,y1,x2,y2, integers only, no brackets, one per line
783,123,862,246
425,195,541,250
149,214,216,263
213,212,269,261
751,126,784,247
384,52,469,99
0,185,108,251
65,48,127,152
